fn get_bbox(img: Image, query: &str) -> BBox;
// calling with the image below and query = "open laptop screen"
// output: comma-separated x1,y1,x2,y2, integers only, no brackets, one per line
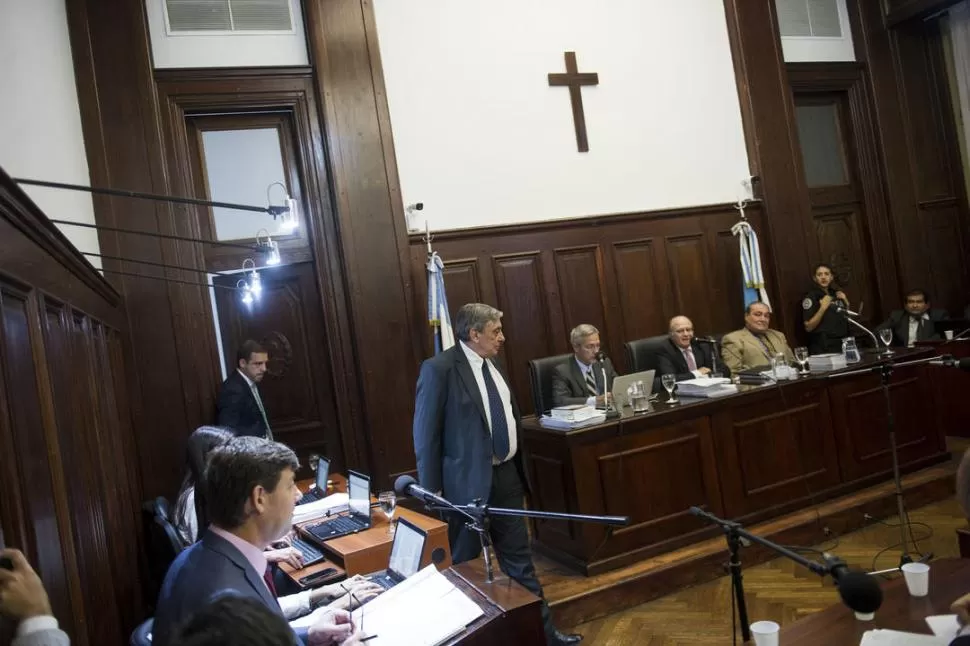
348,471,370,519
387,518,426,579
315,457,331,491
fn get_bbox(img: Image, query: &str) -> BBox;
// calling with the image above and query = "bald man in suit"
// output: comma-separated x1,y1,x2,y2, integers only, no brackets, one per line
720,301,794,374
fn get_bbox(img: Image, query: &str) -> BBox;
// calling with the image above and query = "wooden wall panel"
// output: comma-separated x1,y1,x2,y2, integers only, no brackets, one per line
409,204,759,413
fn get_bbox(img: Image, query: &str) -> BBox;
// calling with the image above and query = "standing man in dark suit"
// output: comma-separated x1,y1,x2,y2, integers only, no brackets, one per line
217,340,273,439
654,315,717,381
551,324,617,408
875,289,948,347
412,303,582,646
153,436,359,646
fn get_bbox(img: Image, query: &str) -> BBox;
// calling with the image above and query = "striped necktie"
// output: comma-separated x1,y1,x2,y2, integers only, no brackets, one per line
585,368,597,396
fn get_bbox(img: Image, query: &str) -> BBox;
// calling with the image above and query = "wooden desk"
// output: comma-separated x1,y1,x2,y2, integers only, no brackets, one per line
522,349,950,574
442,561,545,645
282,474,452,584
918,338,970,438
778,557,970,644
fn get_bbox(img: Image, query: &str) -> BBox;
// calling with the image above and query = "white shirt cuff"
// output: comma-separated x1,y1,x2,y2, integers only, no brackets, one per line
691,370,704,378
18,616,59,636
585,396,597,406
279,589,312,619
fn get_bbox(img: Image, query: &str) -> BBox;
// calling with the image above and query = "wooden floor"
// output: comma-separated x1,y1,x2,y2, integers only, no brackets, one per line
562,496,966,644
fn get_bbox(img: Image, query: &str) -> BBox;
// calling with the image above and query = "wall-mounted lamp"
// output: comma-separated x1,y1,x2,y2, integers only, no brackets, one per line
256,230,281,265
268,182,299,233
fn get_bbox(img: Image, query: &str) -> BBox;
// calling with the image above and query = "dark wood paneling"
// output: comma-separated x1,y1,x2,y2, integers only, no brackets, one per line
409,204,761,413
885,0,963,27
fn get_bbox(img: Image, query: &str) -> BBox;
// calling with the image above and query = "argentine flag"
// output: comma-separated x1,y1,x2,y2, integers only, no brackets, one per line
427,252,454,354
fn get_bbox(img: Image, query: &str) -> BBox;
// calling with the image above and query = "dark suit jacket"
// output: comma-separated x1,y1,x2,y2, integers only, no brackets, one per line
875,309,948,347
550,356,618,407
654,339,716,381
216,370,268,438
153,530,307,646
412,344,528,506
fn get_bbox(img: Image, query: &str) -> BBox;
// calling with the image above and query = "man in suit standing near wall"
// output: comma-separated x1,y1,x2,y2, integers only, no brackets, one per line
0,549,69,646
551,324,617,408
721,302,794,374
875,289,948,347
217,340,273,439
654,315,717,380
412,303,582,646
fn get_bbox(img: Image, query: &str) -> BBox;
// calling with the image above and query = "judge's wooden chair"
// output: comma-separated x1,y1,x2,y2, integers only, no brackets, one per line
527,353,573,415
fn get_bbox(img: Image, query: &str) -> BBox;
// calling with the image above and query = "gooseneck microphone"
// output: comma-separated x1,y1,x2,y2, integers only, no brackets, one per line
822,553,883,615
930,355,970,371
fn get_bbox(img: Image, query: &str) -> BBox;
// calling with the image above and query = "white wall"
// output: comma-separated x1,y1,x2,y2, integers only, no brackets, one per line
0,0,100,261
145,0,308,69
373,0,752,231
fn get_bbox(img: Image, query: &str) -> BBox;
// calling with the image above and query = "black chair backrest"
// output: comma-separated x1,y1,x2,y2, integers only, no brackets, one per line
527,353,573,415
130,618,153,646
624,335,669,373
141,497,183,609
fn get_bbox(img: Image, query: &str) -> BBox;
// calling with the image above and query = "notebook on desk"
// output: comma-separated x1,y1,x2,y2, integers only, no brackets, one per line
304,470,372,542
296,456,331,506
365,516,428,593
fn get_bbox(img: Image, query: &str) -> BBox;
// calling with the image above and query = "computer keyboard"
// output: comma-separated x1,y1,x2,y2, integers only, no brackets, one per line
297,487,325,506
291,537,325,566
307,515,365,540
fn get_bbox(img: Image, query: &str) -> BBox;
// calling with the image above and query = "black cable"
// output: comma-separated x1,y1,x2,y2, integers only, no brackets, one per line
81,251,238,276
50,219,261,251
97,268,241,291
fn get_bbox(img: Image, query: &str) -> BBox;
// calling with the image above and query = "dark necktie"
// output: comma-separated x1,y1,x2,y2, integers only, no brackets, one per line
585,368,597,396
263,565,278,598
481,361,510,461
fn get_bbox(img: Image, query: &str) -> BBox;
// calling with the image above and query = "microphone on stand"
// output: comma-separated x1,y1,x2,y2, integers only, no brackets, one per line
822,553,883,615
595,351,618,416
929,355,970,370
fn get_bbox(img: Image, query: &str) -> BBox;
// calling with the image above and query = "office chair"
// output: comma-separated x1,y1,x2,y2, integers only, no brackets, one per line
527,353,572,415
623,335,668,373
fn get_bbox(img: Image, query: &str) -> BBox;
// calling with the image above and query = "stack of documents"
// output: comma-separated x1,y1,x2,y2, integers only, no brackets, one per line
540,412,607,430
858,614,963,645
549,404,599,422
808,353,848,371
675,377,738,398
292,492,349,525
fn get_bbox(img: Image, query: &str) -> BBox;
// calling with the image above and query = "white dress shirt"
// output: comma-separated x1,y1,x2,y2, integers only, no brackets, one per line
459,342,517,463
907,313,928,347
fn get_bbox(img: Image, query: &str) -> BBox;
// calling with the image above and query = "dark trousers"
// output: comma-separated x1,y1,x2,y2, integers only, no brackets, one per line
448,461,555,643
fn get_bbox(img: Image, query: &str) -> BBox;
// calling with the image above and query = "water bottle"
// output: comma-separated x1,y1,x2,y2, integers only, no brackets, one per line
842,337,861,363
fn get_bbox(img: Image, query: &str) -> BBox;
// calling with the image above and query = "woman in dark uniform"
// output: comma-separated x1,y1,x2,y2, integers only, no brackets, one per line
803,263,850,354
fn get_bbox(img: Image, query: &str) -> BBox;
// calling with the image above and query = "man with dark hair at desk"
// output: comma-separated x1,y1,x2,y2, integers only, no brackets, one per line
720,301,794,374
551,324,617,408
153,436,361,646
654,315,717,381
412,303,582,646
875,289,948,348
217,340,273,439
0,548,69,646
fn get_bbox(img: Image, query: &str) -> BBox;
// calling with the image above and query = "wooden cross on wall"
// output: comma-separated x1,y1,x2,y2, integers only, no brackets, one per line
547,51,599,153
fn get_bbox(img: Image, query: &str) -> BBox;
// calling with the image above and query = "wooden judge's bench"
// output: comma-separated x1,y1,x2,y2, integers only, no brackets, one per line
521,348,953,575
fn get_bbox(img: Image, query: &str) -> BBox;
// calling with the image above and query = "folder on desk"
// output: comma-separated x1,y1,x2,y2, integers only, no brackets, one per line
859,629,949,645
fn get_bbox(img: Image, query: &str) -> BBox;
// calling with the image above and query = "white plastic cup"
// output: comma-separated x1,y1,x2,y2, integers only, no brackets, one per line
750,620,780,646
901,562,930,597
945,330,955,340
855,611,875,621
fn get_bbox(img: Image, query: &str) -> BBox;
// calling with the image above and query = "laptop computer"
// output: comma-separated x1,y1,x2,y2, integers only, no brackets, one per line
366,517,428,592
305,470,372,542
296,456,332,506
611,370,655,409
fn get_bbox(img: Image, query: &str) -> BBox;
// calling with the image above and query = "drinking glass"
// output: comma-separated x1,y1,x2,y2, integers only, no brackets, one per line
378,491,397,536
878,328,894,356
793,347,810,375
770,352,787,381
661,374,678,404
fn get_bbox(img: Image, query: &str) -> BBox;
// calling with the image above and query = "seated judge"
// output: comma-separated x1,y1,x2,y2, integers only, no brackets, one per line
875,289,947,347
551,324,617,408
153,436,362,646
217,340,273,439
720,302,794,374
654,315,717,381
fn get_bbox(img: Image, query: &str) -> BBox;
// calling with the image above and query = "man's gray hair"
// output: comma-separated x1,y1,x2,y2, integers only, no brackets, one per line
455,303,503,341
570,324,599,347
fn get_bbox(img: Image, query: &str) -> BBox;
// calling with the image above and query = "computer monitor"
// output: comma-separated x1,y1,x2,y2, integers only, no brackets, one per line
387,517,427,580
315,456,331,491
347,470,371,521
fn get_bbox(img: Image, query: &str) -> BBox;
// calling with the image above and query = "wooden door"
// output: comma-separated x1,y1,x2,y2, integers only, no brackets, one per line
213,263,344,475
793,90,880,325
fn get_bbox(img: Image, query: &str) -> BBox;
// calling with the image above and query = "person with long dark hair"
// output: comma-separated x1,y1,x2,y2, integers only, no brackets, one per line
173,426,236,547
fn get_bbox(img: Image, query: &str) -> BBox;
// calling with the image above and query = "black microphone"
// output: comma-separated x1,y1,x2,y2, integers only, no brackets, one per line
595,351,607,363
822,553,883,614
394,475,452,508
694,336,718,344
930,355,970,370
431,547,446,565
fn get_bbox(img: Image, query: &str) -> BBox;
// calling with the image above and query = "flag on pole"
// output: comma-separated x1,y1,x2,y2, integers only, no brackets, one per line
427,251,455,354
731,219,771,310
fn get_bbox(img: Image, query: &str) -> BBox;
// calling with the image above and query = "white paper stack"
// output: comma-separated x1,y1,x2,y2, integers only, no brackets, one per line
539,413,607,430
292,492,349,525
859,630,949,645
675,377,738,398
549,404,599,422
808,353,848,372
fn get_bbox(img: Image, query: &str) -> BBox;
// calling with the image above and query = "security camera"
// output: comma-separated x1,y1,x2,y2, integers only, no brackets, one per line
406,202,424,213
